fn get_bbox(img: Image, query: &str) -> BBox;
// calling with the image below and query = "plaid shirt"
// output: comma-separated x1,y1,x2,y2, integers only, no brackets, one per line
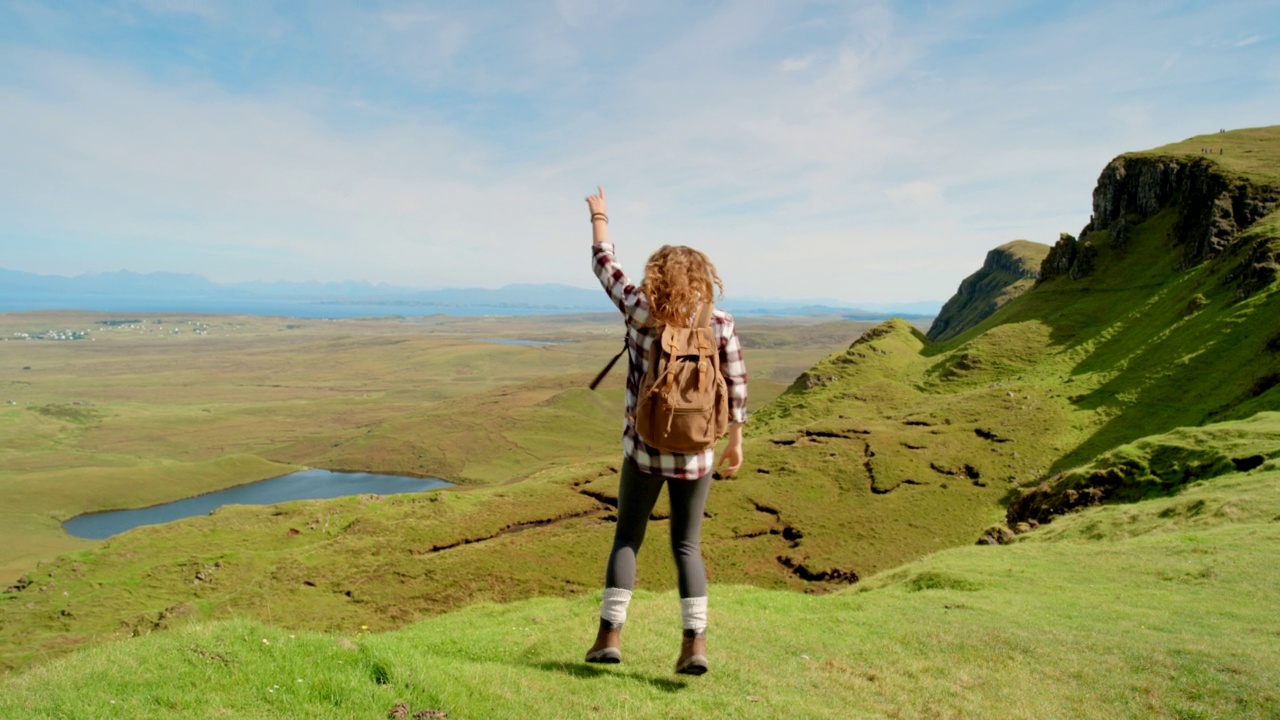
592,241,749,480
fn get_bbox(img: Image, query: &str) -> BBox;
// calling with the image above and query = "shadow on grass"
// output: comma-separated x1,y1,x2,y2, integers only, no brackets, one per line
525,659,688,693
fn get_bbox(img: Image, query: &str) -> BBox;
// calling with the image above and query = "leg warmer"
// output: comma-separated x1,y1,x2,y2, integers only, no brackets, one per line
600,587,633,626
680,596,708,633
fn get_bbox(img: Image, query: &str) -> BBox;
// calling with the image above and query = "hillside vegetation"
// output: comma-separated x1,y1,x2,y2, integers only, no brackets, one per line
3,455,1278,718
927,239,1050,342
2,127,1279,716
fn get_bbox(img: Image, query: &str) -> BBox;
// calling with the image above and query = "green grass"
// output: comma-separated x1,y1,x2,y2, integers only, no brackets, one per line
1008,412,1280,525
4,464,1278,719
1137,125,1280,185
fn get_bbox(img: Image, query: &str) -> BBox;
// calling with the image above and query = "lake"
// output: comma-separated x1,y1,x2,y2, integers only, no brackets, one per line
62,469,452,539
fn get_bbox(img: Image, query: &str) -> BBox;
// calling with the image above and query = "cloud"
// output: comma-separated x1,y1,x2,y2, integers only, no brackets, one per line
781,54,813,72
886,181,944,208
1235,34,1262,47
0,1,1277,303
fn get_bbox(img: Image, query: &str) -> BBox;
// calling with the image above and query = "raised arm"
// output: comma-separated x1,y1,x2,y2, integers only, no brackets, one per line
716,315,749,476
587,186,649,325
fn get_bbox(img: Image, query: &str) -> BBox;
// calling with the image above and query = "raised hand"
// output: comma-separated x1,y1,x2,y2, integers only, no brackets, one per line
586,186,608,222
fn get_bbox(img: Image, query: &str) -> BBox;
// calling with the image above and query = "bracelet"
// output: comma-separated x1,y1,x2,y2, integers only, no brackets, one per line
591,212,609,224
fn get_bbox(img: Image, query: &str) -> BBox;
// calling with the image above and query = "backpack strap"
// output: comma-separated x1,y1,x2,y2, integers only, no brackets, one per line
588,341,628,391
695,302,714,329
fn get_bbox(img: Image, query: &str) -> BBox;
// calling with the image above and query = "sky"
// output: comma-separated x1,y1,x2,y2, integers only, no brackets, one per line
0,1,1276,304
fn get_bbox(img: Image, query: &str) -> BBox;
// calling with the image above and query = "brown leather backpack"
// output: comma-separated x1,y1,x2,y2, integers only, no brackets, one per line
590,304,728,453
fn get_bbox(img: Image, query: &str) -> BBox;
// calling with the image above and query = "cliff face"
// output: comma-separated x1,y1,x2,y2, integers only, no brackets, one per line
1041,155,1280,291
927,240,1050,342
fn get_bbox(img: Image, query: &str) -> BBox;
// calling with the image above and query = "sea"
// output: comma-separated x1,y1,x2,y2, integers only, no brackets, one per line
0,296,589,318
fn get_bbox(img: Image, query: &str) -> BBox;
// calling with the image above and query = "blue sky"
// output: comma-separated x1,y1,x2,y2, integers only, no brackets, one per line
0,1,1276,303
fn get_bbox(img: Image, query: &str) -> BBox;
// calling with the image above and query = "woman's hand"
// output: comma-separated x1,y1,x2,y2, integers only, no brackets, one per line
716,423,744,477
586,186,608,221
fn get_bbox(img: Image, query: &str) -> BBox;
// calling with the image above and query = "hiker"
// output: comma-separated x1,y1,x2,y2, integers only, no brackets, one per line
582,186,748,675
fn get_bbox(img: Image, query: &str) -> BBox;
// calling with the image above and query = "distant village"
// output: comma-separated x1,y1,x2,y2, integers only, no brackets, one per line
5,329,92,341
4,319,214,341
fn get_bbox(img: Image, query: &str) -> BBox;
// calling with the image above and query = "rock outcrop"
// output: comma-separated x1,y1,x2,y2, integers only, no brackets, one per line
1038,233,1097,282
927,240,1050,342
1043,155,1280,284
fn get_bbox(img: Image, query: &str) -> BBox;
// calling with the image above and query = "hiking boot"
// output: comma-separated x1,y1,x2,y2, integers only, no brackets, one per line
584,619,622,664
674,629,708,675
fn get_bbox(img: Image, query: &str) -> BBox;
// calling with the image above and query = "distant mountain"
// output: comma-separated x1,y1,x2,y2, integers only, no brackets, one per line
0,268,938,319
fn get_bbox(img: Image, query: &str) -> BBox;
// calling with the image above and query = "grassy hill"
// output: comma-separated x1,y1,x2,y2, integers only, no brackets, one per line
2,127,1279,714
926,239,1051,342
3,447,1277,718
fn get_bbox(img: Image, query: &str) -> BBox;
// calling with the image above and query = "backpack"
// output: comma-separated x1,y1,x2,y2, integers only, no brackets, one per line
590,303,729,453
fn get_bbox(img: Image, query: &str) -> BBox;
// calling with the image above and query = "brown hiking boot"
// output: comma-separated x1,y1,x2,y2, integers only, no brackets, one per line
584,619,622,664
674,629,708,675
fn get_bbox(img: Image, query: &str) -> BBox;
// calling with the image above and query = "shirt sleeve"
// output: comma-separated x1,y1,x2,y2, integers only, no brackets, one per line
592,241,650,326
717,313,749,424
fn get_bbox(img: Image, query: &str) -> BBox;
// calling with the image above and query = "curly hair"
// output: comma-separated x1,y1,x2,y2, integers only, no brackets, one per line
638,245,724,327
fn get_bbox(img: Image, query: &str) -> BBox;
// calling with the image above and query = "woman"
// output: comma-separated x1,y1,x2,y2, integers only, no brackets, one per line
582,186,748,675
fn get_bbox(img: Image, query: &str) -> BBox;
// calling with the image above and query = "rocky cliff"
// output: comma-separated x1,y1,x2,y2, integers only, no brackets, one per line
1040,154,1280,292
926,240,1050,342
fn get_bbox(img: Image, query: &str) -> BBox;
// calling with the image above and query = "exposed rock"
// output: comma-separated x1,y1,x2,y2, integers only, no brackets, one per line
1006,469,1120,525
1226,234,1280,300
4,576,31,594
928,240,1050,342
1039,233,1097,282
775,555,859,584
1078,155,1280,271
789,370,836,391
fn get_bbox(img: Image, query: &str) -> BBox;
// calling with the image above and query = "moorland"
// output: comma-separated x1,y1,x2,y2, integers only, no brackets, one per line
2,126,1280,719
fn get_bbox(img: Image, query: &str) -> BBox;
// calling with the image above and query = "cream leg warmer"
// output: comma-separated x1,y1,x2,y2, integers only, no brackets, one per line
680,596,708,633
600,587,633,626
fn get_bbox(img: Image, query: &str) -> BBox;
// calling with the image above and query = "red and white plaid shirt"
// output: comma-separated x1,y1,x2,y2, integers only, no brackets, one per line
592,241,749,480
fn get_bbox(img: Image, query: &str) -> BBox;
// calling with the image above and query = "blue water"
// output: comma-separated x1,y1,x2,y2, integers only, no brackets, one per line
0,295,580,318
62,469,452,539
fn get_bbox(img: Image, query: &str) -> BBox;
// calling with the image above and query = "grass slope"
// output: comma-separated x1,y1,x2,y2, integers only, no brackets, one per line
927,239,1051,342
4,456,1278,719
1009,412,1280,524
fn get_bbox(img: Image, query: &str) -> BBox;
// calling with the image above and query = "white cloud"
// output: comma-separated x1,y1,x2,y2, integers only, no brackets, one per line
1235,34,1262,47
886,181,944,208
0,1,1277,303
781,55,812,72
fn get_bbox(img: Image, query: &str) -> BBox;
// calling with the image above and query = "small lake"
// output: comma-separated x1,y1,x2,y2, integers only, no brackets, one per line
62,469,452,540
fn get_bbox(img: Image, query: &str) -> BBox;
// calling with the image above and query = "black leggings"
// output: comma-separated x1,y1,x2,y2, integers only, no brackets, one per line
605,458,712,598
